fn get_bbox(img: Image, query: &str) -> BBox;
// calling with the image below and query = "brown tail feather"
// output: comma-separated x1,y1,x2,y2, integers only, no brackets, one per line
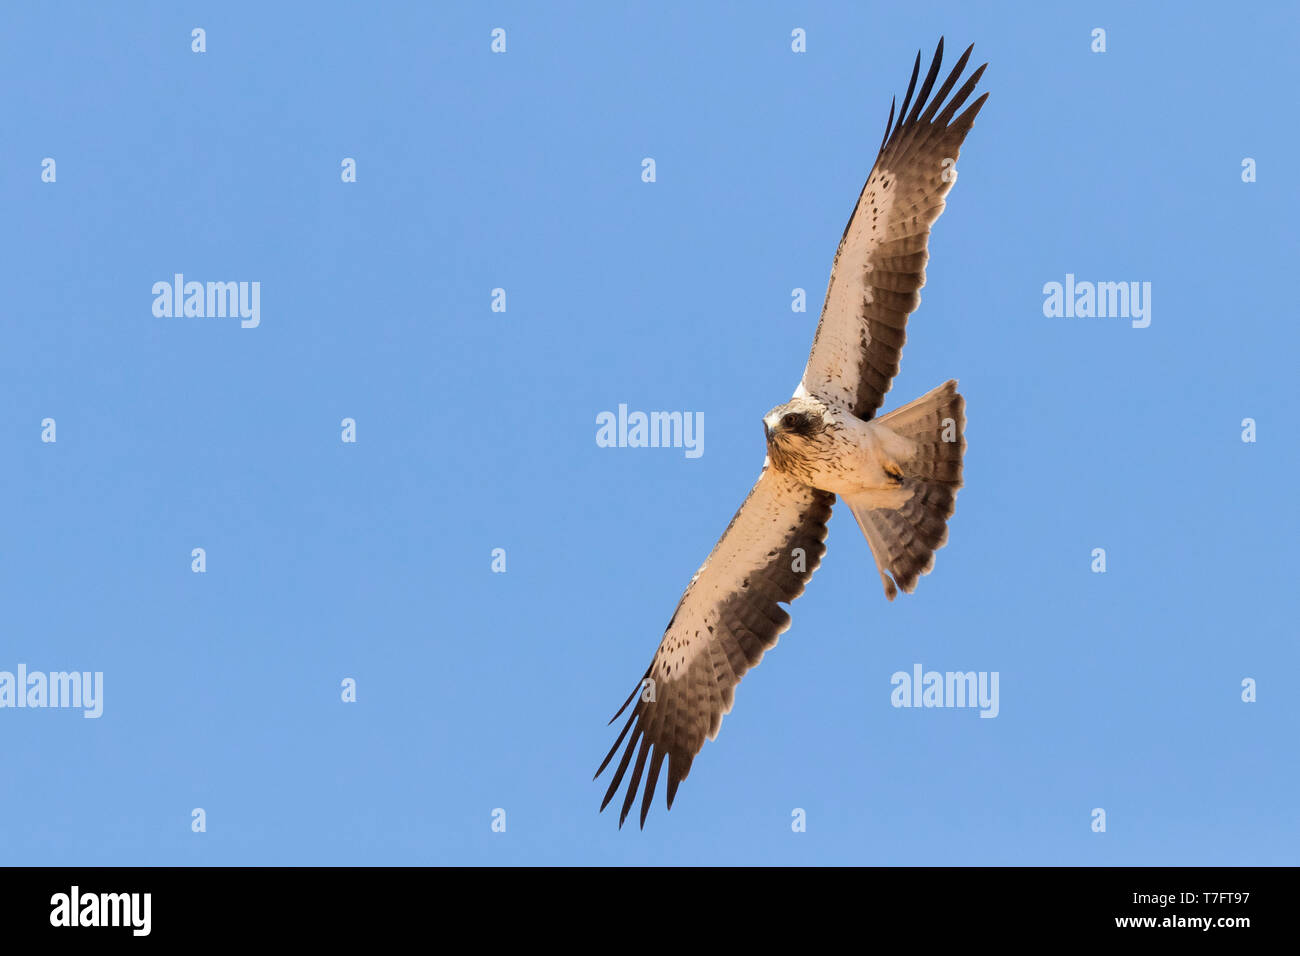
846,380,965,600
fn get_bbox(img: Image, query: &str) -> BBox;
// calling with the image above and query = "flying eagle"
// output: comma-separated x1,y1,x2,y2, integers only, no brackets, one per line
597,38,988,828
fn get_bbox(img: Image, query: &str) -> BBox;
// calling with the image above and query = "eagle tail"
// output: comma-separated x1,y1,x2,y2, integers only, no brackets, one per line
845,379,965,600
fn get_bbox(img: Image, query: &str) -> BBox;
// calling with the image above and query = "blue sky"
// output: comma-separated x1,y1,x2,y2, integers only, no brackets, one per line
2,1,1296,865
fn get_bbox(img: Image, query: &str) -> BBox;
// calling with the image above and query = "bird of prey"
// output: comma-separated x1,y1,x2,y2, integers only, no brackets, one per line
597,38,988,828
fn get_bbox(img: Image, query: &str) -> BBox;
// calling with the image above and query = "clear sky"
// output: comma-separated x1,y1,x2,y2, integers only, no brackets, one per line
2,1,1296,866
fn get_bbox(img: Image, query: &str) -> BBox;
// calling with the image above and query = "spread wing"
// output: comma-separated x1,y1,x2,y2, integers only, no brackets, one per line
799,38,988,420
596,468,834,828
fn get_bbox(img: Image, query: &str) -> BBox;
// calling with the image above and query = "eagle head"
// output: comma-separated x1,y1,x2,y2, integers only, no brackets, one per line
762,396,833,473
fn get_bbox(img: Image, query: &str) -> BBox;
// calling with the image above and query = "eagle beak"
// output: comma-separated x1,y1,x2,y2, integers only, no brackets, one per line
763,421,772,442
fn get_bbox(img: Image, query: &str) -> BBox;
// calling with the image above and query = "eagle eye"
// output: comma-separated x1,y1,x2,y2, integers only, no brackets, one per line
780,413,804,432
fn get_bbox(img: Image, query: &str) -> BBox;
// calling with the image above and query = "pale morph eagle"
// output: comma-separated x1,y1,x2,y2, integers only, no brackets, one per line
598,38,988,828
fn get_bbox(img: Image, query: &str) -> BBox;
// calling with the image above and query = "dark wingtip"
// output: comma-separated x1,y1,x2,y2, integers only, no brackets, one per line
606,676,643,725
880,95,896,152
959,90,991,127
893,49,923,137
903,36,946,128
881,38,987,153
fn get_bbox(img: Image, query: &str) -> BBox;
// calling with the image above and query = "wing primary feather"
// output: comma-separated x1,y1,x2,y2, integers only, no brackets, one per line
600,726,642,813
951,91,991,132
595,706,639,782
893,50,922,137
931,63,988,128
606,667,650,725
666,751,694,809
904,37,944,127
640,749,667,829
880,95,896,152
618,736,654,828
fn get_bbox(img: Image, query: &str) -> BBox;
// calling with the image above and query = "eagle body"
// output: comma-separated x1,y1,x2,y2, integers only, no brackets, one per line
763,397,914,507
598,38,988,828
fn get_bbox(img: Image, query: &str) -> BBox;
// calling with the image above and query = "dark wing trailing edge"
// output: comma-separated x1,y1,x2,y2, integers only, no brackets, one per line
595,469,833,828
798,37,988,420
